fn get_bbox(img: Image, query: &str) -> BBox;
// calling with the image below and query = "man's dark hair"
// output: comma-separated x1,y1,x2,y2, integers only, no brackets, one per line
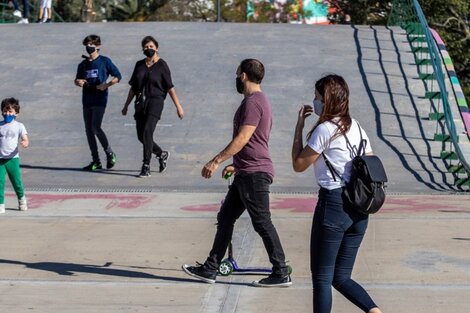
1,97,20,114
239,59,264,84
83,34,101,46
141,36,159,49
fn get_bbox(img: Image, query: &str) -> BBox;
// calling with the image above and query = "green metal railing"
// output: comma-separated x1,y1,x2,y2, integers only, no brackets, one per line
388,0,470,187
0,1,14,23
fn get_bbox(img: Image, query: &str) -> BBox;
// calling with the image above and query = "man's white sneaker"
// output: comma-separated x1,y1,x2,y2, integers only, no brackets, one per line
18,197,27,211
0,204,5,214
17,18,29,24
13,10,22,18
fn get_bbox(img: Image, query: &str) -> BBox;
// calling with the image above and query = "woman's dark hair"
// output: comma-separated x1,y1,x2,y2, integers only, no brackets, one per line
83,34,101,46
1,97,20,114
239,59,264,84
307,74,351,140
141,36,159,49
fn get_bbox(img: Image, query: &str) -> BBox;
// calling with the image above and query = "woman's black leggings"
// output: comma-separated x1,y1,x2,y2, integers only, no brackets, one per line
134,112,163,165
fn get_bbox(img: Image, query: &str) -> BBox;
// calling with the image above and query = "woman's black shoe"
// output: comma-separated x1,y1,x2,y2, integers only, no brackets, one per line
138,164,151,177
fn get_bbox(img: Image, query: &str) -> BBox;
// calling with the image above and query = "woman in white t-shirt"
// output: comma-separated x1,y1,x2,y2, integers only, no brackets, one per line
291,75,382,313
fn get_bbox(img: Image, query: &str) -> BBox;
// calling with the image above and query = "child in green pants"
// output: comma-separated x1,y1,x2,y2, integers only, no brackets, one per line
0,98,28,213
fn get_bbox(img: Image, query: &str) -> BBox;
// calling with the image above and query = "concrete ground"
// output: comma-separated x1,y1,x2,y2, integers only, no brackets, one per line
0,22,469,312
0,22,461,194
0,191,469,313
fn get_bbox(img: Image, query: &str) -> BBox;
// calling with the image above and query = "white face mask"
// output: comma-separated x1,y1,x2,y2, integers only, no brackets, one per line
313,99,324,116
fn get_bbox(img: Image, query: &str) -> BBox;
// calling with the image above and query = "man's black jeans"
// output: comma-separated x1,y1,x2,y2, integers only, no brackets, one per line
204,172,289,277
83,106,111,163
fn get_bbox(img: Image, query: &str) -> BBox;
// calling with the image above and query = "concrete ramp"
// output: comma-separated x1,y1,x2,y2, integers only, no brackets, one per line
0,22,455,193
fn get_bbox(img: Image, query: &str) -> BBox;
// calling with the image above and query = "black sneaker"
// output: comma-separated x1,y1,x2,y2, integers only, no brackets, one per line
252,274,292,288
106,152,117,169
158,151,169,173
138,164,151,178
83,162,102,171
182,264,217,284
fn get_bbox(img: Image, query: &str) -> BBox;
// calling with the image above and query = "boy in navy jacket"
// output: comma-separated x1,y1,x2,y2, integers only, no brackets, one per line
75,34,121,171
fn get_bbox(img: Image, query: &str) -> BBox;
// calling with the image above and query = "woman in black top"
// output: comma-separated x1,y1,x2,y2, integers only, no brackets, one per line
122,36,184,177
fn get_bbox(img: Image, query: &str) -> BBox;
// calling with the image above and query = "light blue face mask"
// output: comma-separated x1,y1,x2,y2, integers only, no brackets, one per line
313,99,324,116
3,114,15,123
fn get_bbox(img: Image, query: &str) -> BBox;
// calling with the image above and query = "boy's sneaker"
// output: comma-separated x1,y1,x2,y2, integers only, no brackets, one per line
158,151,169,173
13,10,22,18
17,18,29,24
138,164,151,178
18,197,27,211
0,204,5,214
252,274,292,288
106,152,117,169
182,264,216,284
83,162,102,171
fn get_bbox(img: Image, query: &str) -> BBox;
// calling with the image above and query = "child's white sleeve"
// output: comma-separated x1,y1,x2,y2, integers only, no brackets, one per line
19,123,27,137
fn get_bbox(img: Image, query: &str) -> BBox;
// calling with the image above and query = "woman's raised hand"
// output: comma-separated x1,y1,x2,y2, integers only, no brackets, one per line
297,104,313,127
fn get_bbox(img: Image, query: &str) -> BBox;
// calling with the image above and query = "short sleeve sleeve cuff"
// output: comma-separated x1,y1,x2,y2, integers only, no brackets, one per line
307,123,331,154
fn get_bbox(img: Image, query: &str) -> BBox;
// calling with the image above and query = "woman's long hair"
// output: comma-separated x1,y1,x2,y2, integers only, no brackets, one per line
307,74,352,141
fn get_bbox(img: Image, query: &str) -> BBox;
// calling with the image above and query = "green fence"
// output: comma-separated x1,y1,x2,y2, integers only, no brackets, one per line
388,0,470,188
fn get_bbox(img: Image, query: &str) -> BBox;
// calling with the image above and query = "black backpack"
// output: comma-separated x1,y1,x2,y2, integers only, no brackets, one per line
322,123,388,215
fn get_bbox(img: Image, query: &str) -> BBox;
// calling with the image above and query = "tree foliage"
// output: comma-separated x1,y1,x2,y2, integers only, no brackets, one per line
328,0,391,24
154,0,214,21
55,0,169,22
420,0,470,103
108,0,168,21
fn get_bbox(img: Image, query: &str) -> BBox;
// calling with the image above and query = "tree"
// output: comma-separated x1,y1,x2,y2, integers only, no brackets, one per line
154,0,215,21
420,0,470,103
217,0,246,22
55,0,170,22
328,0,391,24
81,0,96,22
107,0,169,21
54,0,84,22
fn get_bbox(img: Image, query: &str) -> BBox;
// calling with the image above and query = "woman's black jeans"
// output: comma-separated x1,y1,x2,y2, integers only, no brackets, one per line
83,106,111,163
311,187,378,313
204,172,289,277
134,112,163,165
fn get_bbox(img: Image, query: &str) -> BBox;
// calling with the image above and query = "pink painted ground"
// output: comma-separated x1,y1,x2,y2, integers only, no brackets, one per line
5,193,469,214
5,193,154,210
181,196,470,213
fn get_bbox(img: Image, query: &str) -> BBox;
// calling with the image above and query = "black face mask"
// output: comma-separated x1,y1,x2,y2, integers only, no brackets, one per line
86,46,96,54
236,76,244,94
143,48,156,58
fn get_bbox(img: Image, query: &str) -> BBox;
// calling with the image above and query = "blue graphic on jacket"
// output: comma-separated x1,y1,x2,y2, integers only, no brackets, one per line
3,114,15,123
85,69,99,79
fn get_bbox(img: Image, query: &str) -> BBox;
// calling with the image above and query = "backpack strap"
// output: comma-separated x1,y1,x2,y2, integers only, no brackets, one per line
322,152,344,182
344,121,368,157
356,122,367,156
322,120,367,182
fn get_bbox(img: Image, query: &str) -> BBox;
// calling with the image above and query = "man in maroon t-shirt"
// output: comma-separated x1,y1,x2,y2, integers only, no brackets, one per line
182,59,291,287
